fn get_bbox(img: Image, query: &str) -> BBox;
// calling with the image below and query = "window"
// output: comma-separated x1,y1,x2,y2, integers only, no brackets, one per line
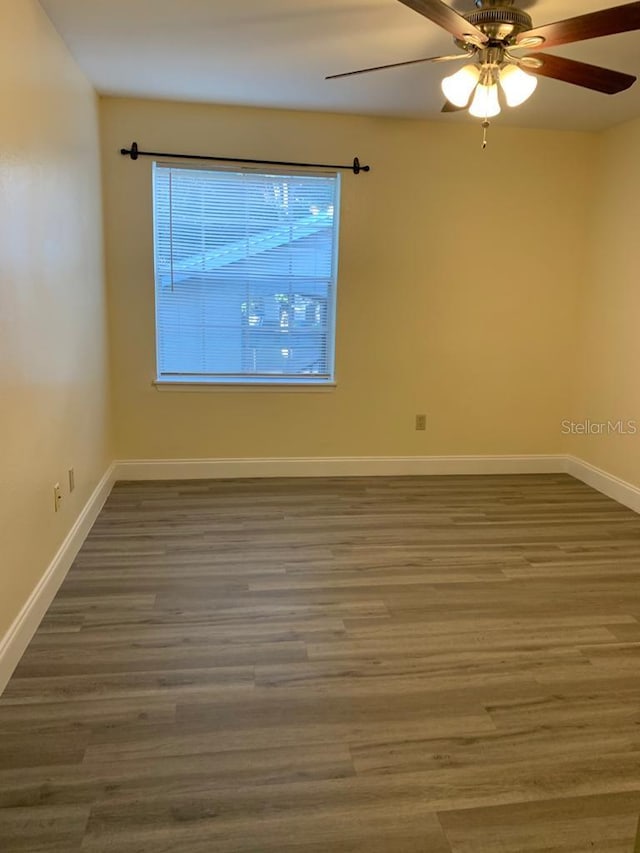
152,163,340,385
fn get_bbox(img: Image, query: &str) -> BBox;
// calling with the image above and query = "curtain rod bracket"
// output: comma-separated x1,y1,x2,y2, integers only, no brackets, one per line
119,141,370,174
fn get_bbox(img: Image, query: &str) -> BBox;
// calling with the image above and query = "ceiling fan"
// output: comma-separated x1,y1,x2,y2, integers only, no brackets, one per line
327,1,640,121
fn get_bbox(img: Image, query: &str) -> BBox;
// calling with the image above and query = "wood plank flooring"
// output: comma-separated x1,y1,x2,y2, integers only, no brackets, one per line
2,474,640,851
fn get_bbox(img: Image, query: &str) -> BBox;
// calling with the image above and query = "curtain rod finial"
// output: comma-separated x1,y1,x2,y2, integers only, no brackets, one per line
120,141,139,160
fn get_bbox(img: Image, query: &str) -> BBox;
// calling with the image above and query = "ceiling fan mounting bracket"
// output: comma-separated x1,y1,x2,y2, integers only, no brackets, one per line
457,1,533,46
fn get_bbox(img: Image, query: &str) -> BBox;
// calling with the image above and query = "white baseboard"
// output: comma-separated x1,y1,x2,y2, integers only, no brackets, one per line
566,455,640,515
114,454,567,481
0,464,116,696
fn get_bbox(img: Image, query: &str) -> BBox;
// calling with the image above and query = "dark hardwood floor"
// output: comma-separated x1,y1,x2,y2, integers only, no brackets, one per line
2,474,640,851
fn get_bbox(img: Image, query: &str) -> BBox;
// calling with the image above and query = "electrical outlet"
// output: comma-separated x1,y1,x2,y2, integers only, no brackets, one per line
68,468,75,493
53,483,63,513
415,414,427,431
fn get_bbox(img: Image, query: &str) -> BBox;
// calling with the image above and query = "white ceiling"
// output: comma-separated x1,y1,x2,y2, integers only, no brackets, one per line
40,0,640,131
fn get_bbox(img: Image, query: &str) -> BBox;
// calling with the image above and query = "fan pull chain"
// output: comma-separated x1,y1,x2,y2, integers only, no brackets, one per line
481,119,490,150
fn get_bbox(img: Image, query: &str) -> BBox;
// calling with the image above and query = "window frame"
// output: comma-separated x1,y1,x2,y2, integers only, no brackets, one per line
151,160,341,388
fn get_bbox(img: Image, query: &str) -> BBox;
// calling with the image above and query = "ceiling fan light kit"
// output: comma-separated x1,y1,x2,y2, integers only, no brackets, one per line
328,0,640,143
441,56,538,115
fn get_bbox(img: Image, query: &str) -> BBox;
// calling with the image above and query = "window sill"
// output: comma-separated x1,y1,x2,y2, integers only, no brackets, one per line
153,380,337,393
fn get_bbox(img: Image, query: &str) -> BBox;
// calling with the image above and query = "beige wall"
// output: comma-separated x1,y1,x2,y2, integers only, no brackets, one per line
0,0,111,638
568,116,640,487
101,97,594,460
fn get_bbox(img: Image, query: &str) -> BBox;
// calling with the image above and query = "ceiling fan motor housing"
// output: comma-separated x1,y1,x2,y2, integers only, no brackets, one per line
457,0,533,45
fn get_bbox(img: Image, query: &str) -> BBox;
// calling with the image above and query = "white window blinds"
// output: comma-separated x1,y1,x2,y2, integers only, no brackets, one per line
153,163,340,384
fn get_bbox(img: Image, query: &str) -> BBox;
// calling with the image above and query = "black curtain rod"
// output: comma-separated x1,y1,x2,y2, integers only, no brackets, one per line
120,141,370,174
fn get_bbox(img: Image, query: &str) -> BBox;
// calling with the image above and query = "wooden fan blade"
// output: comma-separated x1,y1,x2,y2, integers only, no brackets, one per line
326,53,470,80
526,52,636,94
397,0,488,45
442,100,466,112
516,1,640,50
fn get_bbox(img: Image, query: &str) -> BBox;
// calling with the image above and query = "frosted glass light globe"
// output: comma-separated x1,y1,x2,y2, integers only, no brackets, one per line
469,82,501,118
499,64,538,107
441,65,481,107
